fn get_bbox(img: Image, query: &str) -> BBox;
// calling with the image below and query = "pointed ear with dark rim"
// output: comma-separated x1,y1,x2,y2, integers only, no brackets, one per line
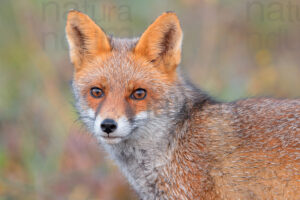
66,10,111,71
134,12,183,73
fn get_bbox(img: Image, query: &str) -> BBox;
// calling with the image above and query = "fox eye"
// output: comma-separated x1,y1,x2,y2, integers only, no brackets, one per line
131,88,147,100
90,87,104,98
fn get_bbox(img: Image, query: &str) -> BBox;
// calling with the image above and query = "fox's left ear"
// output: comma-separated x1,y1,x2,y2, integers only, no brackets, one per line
134,12,183,73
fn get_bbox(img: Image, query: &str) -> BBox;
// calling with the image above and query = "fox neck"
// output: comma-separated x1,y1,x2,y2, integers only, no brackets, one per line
102,123,175,198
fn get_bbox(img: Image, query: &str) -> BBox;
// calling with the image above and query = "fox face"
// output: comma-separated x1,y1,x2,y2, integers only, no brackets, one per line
66,11,184,144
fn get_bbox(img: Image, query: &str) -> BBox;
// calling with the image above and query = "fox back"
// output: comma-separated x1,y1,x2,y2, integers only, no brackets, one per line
66,11,300,200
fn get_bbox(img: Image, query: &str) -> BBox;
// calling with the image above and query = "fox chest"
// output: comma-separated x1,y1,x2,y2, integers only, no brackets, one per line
153,158,219,200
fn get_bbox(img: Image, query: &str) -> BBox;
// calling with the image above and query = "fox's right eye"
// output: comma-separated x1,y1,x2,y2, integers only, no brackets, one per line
90,87,104,98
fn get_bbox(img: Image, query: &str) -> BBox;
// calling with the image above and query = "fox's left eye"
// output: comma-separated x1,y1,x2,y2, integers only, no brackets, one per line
131,88,147,100
90,87,104,98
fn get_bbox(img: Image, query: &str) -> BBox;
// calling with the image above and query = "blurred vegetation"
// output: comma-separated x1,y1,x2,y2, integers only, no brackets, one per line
0,0,299,199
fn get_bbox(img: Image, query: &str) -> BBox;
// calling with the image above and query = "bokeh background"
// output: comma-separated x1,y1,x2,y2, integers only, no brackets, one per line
1,0,300,199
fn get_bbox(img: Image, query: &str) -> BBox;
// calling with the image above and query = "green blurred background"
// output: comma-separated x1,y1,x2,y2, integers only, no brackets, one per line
0,0,300,199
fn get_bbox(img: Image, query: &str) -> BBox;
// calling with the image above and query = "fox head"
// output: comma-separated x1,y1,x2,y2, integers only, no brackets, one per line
66,11,187,145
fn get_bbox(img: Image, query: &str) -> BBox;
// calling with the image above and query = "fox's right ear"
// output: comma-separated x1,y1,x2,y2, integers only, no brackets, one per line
66,10,111,71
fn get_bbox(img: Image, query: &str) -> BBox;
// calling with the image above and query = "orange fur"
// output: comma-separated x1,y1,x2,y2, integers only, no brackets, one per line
134,12,182,75
66,10,111,71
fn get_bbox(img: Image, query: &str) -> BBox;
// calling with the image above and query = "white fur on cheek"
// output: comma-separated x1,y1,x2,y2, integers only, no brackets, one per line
80,108,96,131
87,108,95,118
135,111,149,121
94,114,103,136
116,116,131,137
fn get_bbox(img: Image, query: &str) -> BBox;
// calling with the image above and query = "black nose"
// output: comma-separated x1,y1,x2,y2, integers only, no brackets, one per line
101,119,117,134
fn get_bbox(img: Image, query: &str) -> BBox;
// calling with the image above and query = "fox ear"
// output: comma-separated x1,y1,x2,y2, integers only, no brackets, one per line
134,12,183,73
66,10,111,70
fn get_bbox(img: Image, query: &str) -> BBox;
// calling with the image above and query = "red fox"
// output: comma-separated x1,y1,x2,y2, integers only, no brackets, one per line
66,10,300,200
